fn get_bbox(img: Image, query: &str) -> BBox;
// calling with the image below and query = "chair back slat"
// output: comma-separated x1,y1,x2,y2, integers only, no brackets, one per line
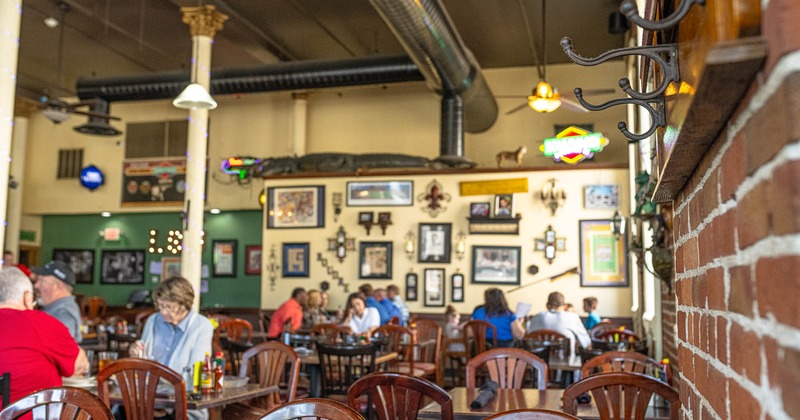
466,348,548,390
372,325,415,374
580,351,670,385
563,372,680,420
0,387,113,420
97,359,186,420
463,320,498,358
347,372,453,420
316,343,376,397
238,341,300,410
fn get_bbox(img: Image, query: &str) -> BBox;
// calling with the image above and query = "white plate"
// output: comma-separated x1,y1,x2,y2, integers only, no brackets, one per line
62,376,97,389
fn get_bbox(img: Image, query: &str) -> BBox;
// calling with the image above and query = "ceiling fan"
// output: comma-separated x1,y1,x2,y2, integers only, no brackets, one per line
499,0,613,115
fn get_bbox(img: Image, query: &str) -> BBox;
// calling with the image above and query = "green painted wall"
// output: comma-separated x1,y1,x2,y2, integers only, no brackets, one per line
41,210,263,308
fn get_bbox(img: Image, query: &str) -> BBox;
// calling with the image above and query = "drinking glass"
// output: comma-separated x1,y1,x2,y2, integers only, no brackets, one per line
97,351,119,373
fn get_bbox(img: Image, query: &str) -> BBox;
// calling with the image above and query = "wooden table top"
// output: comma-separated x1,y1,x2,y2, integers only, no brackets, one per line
417,388,670,420
299,351,398,366
108,384,279,410
548,353,582,372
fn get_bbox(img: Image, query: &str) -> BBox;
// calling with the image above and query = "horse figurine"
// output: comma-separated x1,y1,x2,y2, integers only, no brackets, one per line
495,146,527,167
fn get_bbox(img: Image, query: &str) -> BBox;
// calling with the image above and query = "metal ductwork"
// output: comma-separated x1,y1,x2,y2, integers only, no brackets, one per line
369,0,499,139
77,55,424,102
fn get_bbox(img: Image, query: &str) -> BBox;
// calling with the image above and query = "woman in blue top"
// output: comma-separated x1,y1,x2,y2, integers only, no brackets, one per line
470,288,525,348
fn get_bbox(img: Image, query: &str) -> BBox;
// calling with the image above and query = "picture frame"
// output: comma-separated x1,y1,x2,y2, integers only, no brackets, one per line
282,243,309,277
470,202,491,219
161,257,182,280
52,249,95,284
471,245,521,285
493,194,514,218
100,250,145,284
358,241,393,279
451,272,465,302
358,212,375,223
245,245,262,276
579,219,629,287
584,184,620,209
266,185,325,229
405,272,418,301
418,223,452,263
424,268,446,307
211,240,237,277
346,181,413,206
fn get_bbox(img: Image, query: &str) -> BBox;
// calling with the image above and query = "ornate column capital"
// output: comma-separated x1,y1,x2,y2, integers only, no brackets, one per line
179,5,228,38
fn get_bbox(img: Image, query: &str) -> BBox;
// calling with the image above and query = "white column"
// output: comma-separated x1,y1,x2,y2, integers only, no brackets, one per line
291,92,308,156
6,115,27,257
0,0,22,256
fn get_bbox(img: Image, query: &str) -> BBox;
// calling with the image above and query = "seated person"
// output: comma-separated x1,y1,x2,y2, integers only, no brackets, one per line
267,288,307,338
302,289,325,329
129,276,214,420
341,293,380,336
374,288,403,325
527,291,591,357
358,283,389,325
32,260,83,343
470,288,524,348
444,305,466,353
0,267,89,404
386,285,410,324
583,296,602,329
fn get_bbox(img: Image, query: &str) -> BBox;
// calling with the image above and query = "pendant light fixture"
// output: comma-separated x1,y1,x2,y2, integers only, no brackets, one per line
527,0,561,113
173,24,216,110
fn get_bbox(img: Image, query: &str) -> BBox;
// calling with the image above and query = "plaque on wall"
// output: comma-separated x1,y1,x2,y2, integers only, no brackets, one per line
121,158,188,207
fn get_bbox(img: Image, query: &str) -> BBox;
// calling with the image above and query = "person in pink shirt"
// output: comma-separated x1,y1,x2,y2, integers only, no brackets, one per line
267,288,308,338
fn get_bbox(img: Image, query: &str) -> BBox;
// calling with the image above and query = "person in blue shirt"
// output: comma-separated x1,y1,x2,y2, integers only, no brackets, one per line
583,296,602,329
359,283,390,325
470,288,524,348
374,288,403,325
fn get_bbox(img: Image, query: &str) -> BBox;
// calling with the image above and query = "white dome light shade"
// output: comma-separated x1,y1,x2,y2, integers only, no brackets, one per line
173,83,217,110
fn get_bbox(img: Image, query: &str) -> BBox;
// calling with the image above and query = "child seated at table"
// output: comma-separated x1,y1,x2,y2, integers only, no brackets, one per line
583,296,602,329
444,305,466,354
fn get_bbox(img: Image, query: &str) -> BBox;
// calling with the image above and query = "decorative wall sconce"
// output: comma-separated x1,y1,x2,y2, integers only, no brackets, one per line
610,209,625,240
266,245,280,291
404,230,416,261
418,179,451,218
258,189,266,208
454,230,467,261
534,225,565,264
540,178,566,216
327,226,355,263
332,192,343,222
358,212,375,235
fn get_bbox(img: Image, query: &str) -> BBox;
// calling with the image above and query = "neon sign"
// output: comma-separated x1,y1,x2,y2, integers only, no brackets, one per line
221,157,262,179
539,126,609,164
80,165,104,191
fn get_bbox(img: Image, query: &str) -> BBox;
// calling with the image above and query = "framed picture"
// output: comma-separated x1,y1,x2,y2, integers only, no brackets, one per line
451,272,465,302
406,272,418,301
358,212,375,223
493,194,514,218
584,184,620,209
346,181,413,206
245,245,262,276
100,250,145,284
424,268,446,307
266,185,325,229
471,245,521,285
359,241,393,279
161,257,181,280
212,240,237,277
470,202,491,219
418,223,452,263
579,219,629,287
52,249,95,284
282,243,309,277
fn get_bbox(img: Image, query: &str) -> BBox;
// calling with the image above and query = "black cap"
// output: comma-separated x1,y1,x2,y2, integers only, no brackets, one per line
32,260,76,286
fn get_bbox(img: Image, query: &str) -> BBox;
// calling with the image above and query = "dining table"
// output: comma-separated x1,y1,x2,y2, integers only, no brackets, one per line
299,350,398,398
417,387,671,420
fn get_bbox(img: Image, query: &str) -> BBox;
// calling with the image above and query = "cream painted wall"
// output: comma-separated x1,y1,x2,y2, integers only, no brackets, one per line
260,169,631,318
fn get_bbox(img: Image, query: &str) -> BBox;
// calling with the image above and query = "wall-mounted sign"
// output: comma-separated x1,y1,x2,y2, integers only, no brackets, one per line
221,156,262,179
121,158,187,207
539,126,609,164
80,165,104,191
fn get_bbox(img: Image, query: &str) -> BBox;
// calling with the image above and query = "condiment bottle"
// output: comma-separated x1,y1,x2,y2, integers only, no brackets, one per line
200,353,213,393
214,352,225,393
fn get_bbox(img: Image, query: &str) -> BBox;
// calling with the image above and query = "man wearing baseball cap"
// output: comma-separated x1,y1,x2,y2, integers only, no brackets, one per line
32,260,82,343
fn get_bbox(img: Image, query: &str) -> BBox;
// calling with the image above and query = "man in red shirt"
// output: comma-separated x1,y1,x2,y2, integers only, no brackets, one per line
267,288,307,338
0,267,89,404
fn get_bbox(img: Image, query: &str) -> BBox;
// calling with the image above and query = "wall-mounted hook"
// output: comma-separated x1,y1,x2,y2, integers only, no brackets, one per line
620,0,705,32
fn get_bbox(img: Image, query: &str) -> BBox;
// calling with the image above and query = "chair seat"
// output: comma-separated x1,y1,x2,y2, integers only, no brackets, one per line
414,361,437,374
397,362,427,377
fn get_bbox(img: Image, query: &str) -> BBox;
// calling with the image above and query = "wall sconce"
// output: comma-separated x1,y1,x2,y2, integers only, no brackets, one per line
332,192,343,222
328,226,355,263
540,178,566,216
534,225,564,264
610,209,625,240
258,189,266,208
454,230,467,261
358,212,375,235
404,230,416,261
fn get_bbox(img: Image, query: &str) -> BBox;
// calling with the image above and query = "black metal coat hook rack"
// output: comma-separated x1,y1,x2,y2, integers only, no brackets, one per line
619,0,705,32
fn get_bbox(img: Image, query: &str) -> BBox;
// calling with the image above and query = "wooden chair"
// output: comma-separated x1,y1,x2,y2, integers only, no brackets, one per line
220,337,254,375
371,325,422,377
588,321,613,338
214,318,254,355
348,372,454,420
315,342,377,400
483,408,580,419
0,387,113,420
562,372,680,420
466,348,548,390
258,398,364,420
580,351,671,385
523,329,570,386
97,359,187,420
463,320,498,358
105,331,138,357
239,341,301,409
411,319,442,384
311,323,351,342
0,372,8,409
442,334,468,387
80,296,107,322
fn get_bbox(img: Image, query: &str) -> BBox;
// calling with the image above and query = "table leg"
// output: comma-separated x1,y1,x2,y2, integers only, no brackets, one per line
308,365,321,398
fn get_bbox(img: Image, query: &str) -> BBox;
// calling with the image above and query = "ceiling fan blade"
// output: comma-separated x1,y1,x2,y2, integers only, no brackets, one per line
560,98,590,113
504,102,529,115
67,108,122,121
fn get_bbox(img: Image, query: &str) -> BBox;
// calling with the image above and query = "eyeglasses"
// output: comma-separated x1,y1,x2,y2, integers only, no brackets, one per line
157,302,183,313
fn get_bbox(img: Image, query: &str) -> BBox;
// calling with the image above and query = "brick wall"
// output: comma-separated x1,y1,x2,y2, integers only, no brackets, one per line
671,1,800,418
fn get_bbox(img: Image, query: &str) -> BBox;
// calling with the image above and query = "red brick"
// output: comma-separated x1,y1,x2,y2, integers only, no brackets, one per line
712,209,737,257
675,243,685,274
684,237,699,271
729,265,754,317
698,223,714,266
699,170,719,222
680,377,692,412
736,181,769,249
706,316,716,358
707,365,728,416
678,311,688,342
743,72,800,175
764,0,800,73
706,267,725,311
766,160,800,236
692,277,707,308
729,323,761,383
720,132,746,201
755,256,800,328
729,379,760,420
765,338,800,416
695,355,709,395
679,344,694,383
716,317,728,365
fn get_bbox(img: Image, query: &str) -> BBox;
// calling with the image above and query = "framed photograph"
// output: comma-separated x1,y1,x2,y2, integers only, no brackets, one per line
212,240,237,277
418,223,452,263
377,212,391,223
282,243,309,277
359,241,393,279
471,245,521,285
470,202,491,219
52,249,95,284
245,245,262,276
358,212,375,223
405,272,418,301
451,272,465,302
346,181,413,206
534,239,546,251
579,220,629,287
493,194,514,218
161,257,182,280
266,185,325,229
556,238,567,251
100,250,145,284
584,184,620,209
424,268,446,307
